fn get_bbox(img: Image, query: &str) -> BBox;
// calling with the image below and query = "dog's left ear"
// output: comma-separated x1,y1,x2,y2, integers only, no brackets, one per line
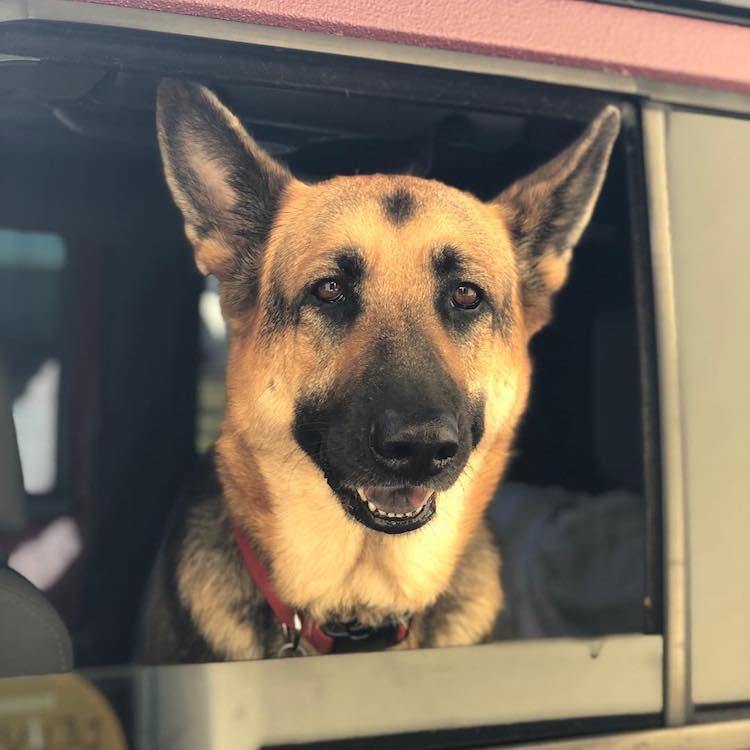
494,106,621,334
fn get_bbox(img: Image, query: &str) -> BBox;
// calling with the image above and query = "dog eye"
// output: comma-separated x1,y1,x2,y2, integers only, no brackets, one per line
451,283,481,309
314,279,345,304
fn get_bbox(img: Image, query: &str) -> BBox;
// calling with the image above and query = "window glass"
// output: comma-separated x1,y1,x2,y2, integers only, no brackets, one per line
0,228,66,495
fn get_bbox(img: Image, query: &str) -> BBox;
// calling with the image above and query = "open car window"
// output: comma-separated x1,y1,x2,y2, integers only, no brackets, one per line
2,3,748,747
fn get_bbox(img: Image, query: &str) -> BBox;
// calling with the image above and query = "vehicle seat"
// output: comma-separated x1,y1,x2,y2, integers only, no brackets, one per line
0,359,73,676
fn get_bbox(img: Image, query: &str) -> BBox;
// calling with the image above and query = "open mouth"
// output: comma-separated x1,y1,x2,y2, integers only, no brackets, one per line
339,486,437,534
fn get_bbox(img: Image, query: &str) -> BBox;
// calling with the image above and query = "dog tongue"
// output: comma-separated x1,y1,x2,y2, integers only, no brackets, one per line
364,487,431,514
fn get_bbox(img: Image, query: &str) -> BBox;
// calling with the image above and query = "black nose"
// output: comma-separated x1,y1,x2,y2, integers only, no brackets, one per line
370,409,460,479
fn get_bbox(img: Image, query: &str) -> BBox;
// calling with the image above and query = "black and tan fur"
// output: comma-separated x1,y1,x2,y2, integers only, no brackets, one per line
138,80,620,663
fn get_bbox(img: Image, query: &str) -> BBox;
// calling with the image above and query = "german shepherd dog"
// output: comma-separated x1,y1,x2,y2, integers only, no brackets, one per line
138,80,620,663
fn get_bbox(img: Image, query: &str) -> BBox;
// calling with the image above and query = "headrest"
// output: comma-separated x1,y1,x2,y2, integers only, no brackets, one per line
0,358,26,534
0,565,73,675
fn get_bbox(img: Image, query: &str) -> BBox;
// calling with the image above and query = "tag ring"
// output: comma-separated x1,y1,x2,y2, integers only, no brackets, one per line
278,611,303,657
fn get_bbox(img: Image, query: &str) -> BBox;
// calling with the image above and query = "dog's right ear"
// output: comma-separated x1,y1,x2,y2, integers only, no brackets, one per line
156,79,293,278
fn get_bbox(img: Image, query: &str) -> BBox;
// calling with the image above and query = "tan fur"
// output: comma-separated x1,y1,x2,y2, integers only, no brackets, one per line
210,175,525,632
424,525,503,648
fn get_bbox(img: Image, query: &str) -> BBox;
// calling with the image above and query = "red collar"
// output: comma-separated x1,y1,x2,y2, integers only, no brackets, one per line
232,525,409,655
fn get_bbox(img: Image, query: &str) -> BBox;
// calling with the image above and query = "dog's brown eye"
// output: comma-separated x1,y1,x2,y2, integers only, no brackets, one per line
315,279,344,303
451,283,481,309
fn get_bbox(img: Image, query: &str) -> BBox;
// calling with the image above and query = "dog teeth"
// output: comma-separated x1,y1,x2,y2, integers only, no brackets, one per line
357,491,435,520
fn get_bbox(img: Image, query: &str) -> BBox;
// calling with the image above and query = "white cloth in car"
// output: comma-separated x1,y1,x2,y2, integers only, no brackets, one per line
488,482,645,638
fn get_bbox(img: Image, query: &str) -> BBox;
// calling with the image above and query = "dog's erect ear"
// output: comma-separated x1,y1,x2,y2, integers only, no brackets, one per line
156,79,292,280
495,106,621,334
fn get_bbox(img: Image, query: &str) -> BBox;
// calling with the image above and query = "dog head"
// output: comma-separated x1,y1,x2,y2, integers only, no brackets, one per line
157,80,619,610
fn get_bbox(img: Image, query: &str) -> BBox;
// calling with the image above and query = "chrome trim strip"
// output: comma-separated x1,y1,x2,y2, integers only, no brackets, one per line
1,0,750,115
506,717,750,749
641,104,691,727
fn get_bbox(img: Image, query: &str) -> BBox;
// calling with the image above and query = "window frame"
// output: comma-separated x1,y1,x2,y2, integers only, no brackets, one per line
0,7,690,746
660,107,750,708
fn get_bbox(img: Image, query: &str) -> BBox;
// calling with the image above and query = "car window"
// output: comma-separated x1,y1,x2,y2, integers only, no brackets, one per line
0,228,66,495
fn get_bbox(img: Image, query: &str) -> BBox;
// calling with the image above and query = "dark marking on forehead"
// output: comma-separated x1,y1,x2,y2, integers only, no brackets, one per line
381,188,416,226
433,245,466,277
